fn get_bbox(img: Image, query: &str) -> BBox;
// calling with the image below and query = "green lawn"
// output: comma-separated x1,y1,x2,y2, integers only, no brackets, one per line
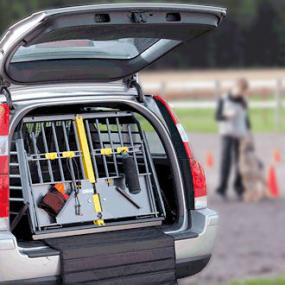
230,277,285,285
173,108,285,133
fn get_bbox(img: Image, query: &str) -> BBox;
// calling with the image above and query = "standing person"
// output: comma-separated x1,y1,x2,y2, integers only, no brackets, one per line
215,78,251,200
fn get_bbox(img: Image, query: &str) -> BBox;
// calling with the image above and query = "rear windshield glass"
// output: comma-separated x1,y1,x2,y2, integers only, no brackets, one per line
11,38,158,62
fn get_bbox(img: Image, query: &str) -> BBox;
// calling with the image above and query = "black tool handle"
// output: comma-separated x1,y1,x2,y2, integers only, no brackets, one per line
122,154,141,194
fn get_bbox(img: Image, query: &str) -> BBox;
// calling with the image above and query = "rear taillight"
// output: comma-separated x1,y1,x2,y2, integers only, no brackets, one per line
191,160,207,209
0,104,9,219
154,96,207,209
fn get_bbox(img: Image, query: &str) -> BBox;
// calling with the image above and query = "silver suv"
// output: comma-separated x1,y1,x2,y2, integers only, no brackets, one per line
0,4,225,284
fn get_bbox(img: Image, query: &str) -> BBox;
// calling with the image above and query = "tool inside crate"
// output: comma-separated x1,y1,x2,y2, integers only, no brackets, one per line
16,111,165,235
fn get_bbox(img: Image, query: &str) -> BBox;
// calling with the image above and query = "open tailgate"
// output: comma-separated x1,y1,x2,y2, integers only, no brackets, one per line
0,3,226,85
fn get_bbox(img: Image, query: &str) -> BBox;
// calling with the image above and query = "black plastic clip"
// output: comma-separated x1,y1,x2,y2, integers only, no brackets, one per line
124,76,144,103
0,85,13,110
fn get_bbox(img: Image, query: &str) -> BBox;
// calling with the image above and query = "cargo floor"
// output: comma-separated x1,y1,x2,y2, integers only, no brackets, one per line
44,227,177,285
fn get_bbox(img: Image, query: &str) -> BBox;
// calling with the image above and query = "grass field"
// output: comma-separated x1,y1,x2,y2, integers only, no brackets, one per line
230,277,285,285
173,108,285,133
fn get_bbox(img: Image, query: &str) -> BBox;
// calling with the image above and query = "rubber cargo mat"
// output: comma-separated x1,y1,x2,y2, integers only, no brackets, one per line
44,227,177,285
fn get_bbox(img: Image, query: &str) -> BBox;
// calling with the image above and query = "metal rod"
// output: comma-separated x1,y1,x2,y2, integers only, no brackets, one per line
95,119,109,178
99,130,141,135
116,118,124,147
51,122,65,181
31,132,43,184
85,120,99,179
41,123,54,182
141,129,166,217
16,138,40,231
72,121,85,179
140,141,156,213
127,124,140,174
134,119,157,214
115,187,141,209
9,174,21,178
22,111,133,123
9,198,24,202
106,118,119,176
62,121,77,181
10,186,23,190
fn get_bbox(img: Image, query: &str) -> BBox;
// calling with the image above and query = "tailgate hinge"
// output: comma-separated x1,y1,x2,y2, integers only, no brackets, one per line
0,80,13,109
124,76,144,103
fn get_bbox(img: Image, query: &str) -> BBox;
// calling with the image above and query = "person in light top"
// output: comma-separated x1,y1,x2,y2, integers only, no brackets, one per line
215,78,251,200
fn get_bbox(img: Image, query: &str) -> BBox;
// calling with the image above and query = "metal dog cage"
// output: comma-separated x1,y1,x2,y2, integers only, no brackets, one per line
14,111,165,237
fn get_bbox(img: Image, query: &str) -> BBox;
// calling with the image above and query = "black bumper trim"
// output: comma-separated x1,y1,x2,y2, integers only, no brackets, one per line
176,255,211,279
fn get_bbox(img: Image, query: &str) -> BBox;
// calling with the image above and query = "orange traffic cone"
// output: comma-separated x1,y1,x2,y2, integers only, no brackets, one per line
267,165,280,198
205,151,214,168
273,148,281,163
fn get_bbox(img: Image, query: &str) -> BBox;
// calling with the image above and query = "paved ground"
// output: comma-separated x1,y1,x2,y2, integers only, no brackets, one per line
179,134,285,285
180,199,285,285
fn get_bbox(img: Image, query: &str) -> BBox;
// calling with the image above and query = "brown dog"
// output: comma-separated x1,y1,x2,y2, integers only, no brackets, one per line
239,135,271,202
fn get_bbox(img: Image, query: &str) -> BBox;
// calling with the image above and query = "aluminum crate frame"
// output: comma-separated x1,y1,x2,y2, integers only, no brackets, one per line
15,111,166,238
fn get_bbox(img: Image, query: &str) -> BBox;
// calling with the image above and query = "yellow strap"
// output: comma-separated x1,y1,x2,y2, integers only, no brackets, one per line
93,194,103,213
117,146,129,154
106,178,114,186
45,152,58,160
75,116,96,183
94,219,105,226
100,148,112,156
62,151,75,158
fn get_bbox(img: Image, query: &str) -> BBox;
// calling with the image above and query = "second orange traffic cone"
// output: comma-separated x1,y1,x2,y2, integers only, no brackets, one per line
205,151,214,168
267,165,280,198
273,148,281,163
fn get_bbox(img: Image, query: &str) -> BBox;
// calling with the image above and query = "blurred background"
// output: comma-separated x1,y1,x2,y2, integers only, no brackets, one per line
1,1,284,285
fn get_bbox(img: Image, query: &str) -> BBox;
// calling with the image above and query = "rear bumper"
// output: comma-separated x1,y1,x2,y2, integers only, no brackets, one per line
2,257,212,285
173,208,219,278
0,208,218,283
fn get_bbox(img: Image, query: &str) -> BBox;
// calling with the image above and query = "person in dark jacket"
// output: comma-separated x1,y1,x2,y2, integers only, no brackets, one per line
215,78,251,200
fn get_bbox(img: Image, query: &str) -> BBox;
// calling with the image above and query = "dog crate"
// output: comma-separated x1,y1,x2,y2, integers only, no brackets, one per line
15,111,165,238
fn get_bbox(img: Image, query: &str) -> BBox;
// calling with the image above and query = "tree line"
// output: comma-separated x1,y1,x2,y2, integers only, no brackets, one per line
1,0,285,69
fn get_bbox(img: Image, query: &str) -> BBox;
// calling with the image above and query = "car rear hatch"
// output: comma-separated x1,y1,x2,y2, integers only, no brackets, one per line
0,4,226,282
0,3,226,85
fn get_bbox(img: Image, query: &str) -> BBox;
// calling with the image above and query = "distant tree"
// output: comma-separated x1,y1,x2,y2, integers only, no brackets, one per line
246,0,279,67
